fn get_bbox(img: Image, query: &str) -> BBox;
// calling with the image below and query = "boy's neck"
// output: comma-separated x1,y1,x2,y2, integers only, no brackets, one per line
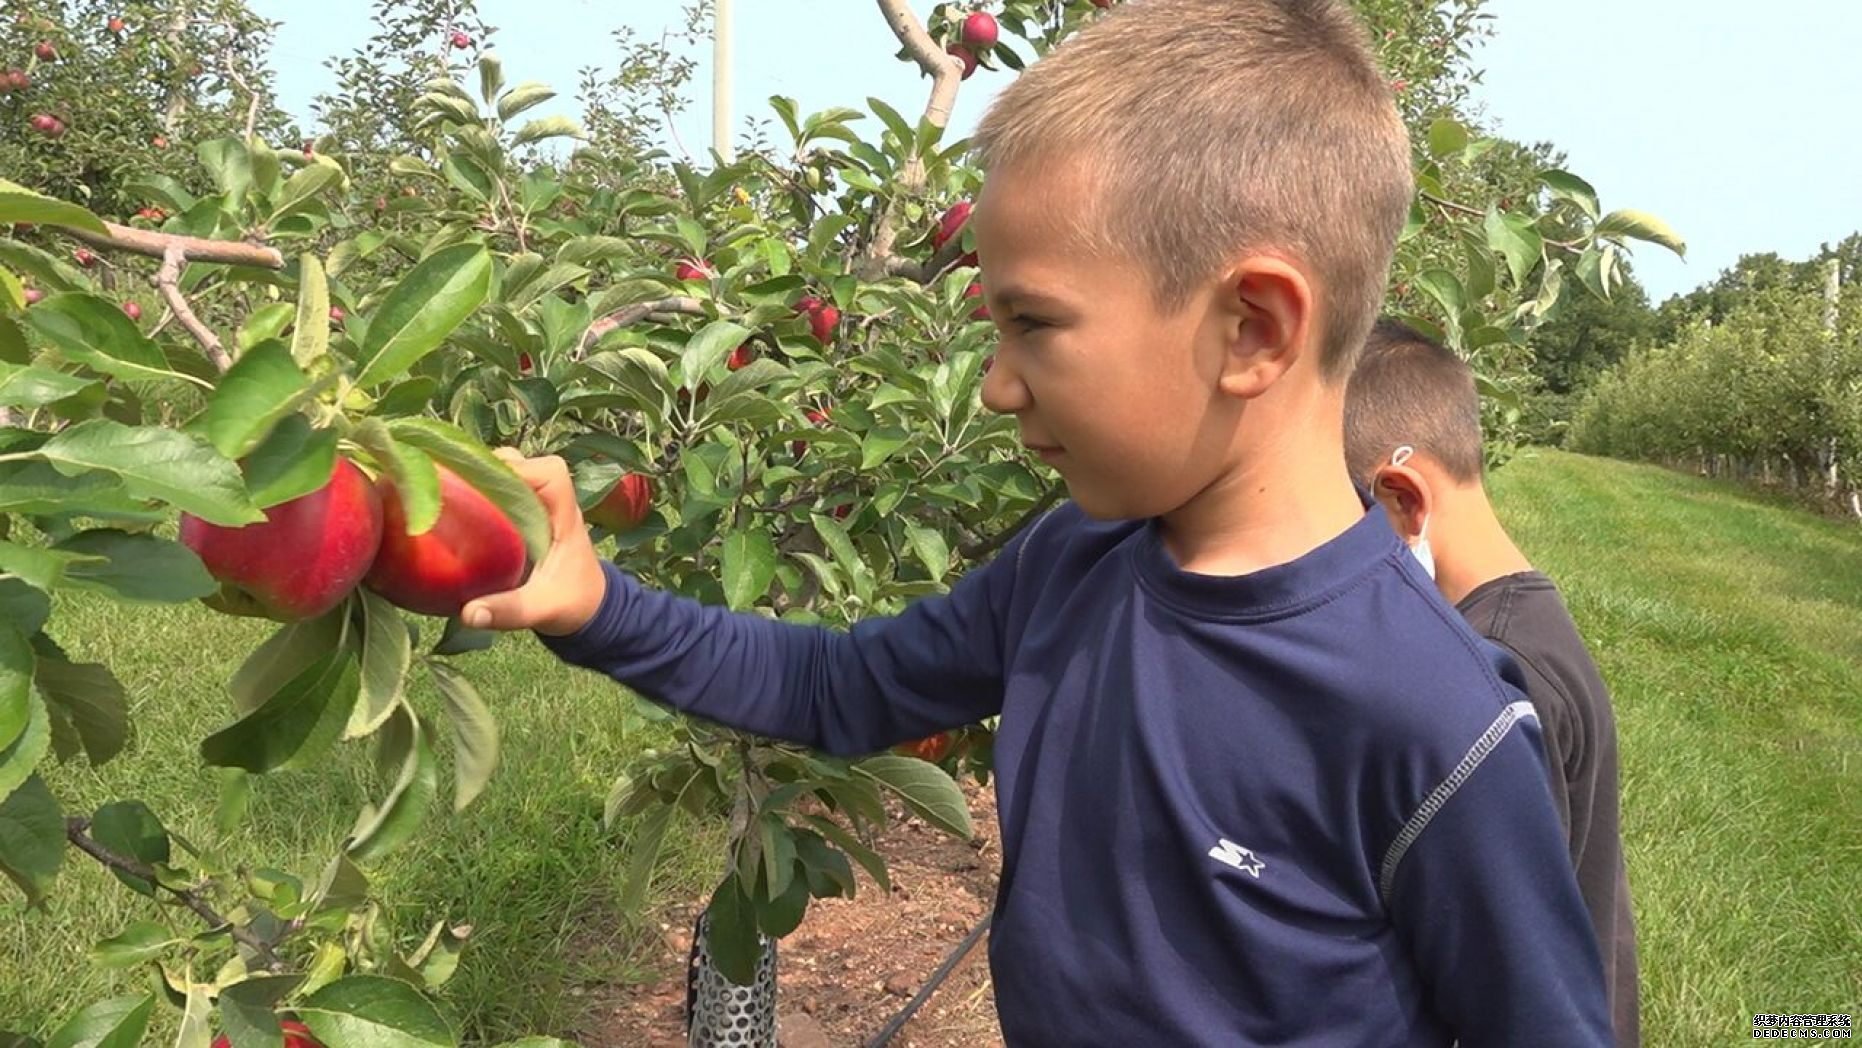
1158,400,1365,577
1431,483,1535,606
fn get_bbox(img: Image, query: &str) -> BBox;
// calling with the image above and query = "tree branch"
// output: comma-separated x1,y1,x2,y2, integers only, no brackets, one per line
577,296,708,356
65,817,287,972
959,483,1062,561
157,244,232,372
64,221,284,269
862,0,966,275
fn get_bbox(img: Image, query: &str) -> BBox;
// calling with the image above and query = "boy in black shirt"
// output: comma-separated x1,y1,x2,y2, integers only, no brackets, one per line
1343,317,1640,1047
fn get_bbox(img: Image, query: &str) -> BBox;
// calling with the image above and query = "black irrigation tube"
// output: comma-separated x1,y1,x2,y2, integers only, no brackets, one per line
863,911,994,1048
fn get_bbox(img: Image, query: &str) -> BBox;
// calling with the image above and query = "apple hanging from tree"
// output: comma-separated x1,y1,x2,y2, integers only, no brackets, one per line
449,29,472,49
792,407,831,458
365,464,528,619
947,43,978,80
894,732,956,763
794,295,840,343
212,1019,321,1048
120,301,140,321
33,41,56,61
961,11,999,49
179,457,384,622
586,473,654,533
674,258,713,282
965,282,990,321
727,342,754,371
932,201,979,266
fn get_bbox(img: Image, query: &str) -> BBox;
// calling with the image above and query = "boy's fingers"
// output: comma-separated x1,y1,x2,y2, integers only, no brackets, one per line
462,585,534,631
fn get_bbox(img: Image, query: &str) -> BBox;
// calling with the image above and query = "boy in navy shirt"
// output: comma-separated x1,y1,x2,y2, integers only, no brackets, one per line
1345,317,1639,1046
463,0,1613,1043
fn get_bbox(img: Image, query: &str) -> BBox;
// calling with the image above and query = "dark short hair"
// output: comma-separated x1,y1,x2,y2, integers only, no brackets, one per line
1342,318,1485,485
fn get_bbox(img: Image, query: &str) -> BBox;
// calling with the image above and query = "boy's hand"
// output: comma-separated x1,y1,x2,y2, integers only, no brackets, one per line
461,450,607,637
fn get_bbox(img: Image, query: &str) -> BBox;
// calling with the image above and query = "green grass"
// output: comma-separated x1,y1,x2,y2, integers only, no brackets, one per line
1487,450,1862,1045
1,592,724,1043
5,450,1858,1045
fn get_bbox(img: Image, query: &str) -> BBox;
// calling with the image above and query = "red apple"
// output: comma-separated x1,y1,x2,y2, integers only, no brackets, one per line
212,1019,321,1048
121,301,140,320
150,134,167,149
365,464,528,619
947,43,978,80
727,343,753,371
518,352,533,372
33,41,56,61
449,30,472,49
964,282,990,321
328,306,344,324
28,113,57,135
586,473,653,533
792,407,830,458
961,12,998,49
832,502,853,521
23,288,43,305
894,731,955,763
73,248,96,268
108,16,126,32
180,457,384,622
933,201,979,266
674,258,712,282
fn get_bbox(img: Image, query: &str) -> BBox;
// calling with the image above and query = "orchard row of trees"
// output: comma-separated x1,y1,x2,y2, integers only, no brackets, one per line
2,0,1681,1042
1570,237,1862,518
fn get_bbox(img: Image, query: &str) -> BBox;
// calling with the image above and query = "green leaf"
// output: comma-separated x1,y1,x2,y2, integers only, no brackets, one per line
348,590,411,738
1538,169,1599,220
1414,269,1468,324
24,295,205,389
679,320,752,392
791,830,855,898
1484,209,1544,289
810,514,872,601
201,342,312,459
32,638,128,766
491,1040,575,1048
44,993,153,1048
477,53,506,105
431,616,496,656
242,415,338,509
52,530,215,603
88,801,169,898
904,525,950,580
200,648,359,773
229,606,347,715
430,662,498,812
90,920,179,969
353,419,441,536
860,427,911,470
270,162,343,222
0,773,62,904
0,625,33,754
218,974,302,1048
441,154,494,203
199,138,254,207
355,244,493,388
620,802,676,914
32,420,262,526
704,874,762,987
345,706,438,865
175,980,212,1048
293,253,331,368
0,683,47,801
387,417,549,563
0,362,103,411
215,768,252,836
755,861,810,937
237,303,295,353
496,83,556,123
0,178,108,234
297,975,456,1047
853,754,972,838
0,582,49,639
800,814,889,892
1427,118,1470,159
720,529,777,611
510,116,583,148
757,814,796,901
0,541,102,593
1594,208,1687,258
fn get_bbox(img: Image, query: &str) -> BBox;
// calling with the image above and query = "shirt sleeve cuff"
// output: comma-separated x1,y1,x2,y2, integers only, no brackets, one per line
534,559,634,667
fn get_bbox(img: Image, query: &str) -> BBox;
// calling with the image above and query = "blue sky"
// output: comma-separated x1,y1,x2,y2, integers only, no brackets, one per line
253,0,1862,304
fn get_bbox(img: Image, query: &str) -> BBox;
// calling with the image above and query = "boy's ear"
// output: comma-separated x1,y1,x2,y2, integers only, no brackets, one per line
1214,254,1315,400
1370,462,1432,543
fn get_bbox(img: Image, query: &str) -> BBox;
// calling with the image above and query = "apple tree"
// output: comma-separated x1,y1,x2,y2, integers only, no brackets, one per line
0,0,1684,1042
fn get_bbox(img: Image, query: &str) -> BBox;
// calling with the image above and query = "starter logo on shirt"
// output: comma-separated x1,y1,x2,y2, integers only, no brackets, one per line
1207,838,1265,878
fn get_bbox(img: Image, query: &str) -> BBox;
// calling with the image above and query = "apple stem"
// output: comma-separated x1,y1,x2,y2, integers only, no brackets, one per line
157,243,233,372
65,817,289,972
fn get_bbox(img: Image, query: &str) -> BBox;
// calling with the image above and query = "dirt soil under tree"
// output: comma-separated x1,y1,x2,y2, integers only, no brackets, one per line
578,781,1007,1048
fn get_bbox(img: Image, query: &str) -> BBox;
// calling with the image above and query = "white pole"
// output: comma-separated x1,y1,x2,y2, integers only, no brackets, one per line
713,0,734,163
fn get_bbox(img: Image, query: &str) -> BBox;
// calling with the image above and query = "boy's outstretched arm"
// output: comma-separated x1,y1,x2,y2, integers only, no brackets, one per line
462,451,1019,757
1384,706,1615,1047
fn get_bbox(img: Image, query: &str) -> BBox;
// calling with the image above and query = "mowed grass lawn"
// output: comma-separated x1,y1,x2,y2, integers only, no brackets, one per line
5,448,1859,1044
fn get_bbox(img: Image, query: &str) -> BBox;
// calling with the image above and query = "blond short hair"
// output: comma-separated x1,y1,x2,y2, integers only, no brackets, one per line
972,0,1414,381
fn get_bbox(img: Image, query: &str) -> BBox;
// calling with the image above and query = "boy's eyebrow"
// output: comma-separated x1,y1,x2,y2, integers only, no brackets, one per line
992,286,1072,313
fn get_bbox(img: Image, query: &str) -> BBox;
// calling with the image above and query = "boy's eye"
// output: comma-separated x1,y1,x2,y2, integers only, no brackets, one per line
1011,315,1051,332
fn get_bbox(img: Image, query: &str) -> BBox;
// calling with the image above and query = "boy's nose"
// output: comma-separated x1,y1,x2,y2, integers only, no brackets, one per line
980,351,1031,416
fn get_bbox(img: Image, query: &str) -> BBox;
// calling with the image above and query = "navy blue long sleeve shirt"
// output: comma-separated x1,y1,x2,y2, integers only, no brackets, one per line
542,502,1613,1047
